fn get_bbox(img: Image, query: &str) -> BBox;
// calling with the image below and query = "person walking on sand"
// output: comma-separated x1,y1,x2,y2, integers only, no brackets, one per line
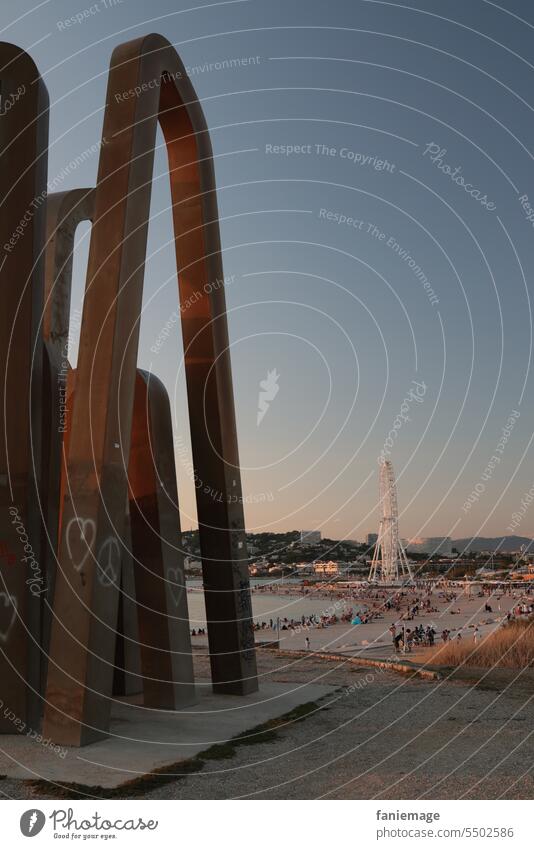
305,637,311,651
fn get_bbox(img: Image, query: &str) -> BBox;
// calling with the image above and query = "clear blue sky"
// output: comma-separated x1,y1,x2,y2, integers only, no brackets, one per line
3,0,534,542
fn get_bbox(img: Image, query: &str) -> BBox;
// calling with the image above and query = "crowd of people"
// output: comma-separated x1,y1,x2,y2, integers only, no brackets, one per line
252,610,354,633
507,602,534,619
189,581,533,645
390,622,436,652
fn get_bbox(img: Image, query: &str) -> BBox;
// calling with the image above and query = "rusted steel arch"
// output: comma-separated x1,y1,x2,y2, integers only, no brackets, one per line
44,34,255,745
40,341,63,694
43,189,94,355
129,369,195,709
0,43,49,732
41,189,140,699
53,369,196,712
42,188,194,716
50,368,145,701
41,190,95,693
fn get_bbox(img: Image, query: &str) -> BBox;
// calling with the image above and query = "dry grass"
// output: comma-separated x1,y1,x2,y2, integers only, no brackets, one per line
422,617,534,669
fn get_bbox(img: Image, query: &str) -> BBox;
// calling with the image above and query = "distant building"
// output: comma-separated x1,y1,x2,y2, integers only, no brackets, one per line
293,562,314,574
405,536,452,556
510,569,534,581
300,530,322,545
249,563,269,576
313,560,339,576
366,533,378,547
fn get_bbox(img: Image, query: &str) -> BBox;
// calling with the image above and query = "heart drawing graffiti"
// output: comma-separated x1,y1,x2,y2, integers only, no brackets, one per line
66,516,96,575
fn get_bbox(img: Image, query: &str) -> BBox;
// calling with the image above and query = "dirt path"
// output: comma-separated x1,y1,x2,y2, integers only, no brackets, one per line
1,650,532,800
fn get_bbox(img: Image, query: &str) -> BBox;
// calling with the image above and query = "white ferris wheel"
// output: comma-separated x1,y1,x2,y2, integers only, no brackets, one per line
368,459,413,583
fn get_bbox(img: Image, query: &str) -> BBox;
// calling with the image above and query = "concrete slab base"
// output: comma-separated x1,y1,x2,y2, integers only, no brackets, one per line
0,680,336,789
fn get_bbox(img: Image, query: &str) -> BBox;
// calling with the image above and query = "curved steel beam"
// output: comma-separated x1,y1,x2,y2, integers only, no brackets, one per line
129,369,195,709
41,190,95,695
43,189,94,355
42,187,195,722
0,43,49,732
45,34,256,746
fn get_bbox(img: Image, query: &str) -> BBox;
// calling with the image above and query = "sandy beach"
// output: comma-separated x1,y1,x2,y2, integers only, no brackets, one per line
189,581,531,660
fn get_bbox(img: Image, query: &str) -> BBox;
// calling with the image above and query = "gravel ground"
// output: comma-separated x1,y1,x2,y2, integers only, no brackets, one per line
1,650,533,800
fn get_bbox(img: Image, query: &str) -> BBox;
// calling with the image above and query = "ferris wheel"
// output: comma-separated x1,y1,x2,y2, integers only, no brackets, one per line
368,460,413,583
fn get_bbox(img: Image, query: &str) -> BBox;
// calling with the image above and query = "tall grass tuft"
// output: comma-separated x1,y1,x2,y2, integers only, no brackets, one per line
423,617,534,669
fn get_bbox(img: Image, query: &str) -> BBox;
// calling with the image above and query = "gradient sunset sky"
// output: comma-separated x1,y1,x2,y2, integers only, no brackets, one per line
3,0,534,542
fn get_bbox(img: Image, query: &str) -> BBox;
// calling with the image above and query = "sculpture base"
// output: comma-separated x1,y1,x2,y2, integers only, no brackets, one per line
0,680,335,790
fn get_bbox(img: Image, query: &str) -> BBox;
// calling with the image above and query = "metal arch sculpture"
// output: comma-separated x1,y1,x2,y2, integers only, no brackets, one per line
0,35,257,746
0,43,49,732
42,34,257,746
42,187,195,712
129,368,195,709
48,365,196,715
41,189,95,693
43,189,94,352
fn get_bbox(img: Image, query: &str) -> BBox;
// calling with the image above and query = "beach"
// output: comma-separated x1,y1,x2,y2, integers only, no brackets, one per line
188,580,531,659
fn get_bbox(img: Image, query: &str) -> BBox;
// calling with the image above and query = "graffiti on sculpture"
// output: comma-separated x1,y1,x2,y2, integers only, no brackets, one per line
0,35,257,746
